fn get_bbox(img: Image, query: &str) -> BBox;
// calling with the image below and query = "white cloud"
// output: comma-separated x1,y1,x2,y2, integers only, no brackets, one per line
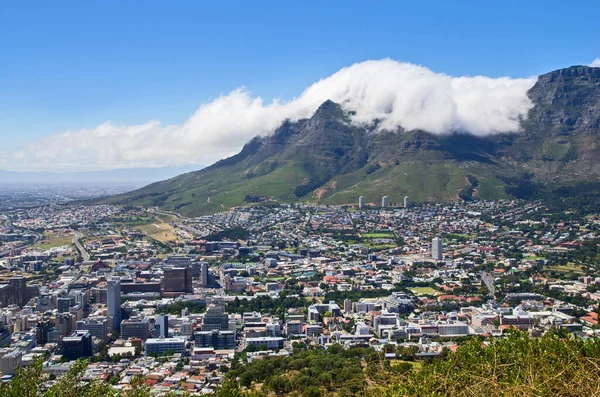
6,59,537,171
591,58,600,67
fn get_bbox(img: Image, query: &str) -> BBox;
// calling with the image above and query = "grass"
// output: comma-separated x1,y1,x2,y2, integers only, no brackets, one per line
408,287,439,296
362,232,396,238
32,231,73,250
544,263,585,275
137,222,178,243
390,360,422,370
524,255,546,261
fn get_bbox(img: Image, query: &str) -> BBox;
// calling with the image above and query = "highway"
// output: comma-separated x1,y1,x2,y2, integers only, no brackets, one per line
0,231,42,258
72,230,90,261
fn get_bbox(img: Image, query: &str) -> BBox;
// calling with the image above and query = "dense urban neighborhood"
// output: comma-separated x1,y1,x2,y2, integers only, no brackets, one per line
1,195,600,395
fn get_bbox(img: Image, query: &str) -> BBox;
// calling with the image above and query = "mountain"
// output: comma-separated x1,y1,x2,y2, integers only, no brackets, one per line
103,66,600,216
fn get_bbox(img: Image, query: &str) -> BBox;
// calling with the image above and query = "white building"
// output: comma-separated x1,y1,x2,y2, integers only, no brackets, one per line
245,337,284,350
145,337,186,355
404,196,410,208
106,280,121,331
381,195,389,207
358,196,365,208
432,237,443,261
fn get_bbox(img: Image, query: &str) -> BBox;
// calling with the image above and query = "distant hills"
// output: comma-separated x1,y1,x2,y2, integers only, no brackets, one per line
103,66,600,216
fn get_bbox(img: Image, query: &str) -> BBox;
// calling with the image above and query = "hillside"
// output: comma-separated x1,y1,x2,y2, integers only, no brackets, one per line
103,66,600,216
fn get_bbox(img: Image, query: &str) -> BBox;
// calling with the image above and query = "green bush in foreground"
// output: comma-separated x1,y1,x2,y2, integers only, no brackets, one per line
380,330,600,397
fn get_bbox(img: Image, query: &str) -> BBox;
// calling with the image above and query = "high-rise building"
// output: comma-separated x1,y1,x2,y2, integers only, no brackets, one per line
62,331,93,360
358,196,365,208
202,304,230,331
381,195,389,207
77,318,108,341
432,237,443,261
200,262,209,288
157,314,169,338
107,280,121,331
36,320,51,346
194,330,235,349
9,276,27,307
404,196,410,208
121,318,151,340
162,267,193,296
57,297,72,313
344,299,352,314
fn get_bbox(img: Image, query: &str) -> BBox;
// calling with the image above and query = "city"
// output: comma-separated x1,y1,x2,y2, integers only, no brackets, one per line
2,1,600,395
1,195,600,394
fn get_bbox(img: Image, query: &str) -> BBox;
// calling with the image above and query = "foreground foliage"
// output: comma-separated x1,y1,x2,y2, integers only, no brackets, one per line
218,331,600,397
4,332,600,396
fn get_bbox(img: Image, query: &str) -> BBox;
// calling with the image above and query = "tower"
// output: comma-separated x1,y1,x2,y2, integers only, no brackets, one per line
381,195,389,207
157,314,169,338
404,196,410,208
200,262,209,288
432,237,443,261
107,280,122,331
358,196,365,209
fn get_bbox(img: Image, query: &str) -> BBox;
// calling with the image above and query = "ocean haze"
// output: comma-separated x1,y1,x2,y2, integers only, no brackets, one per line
0,165,203,185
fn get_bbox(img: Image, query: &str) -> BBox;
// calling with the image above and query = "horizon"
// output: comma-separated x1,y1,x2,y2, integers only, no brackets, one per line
1,0,599,173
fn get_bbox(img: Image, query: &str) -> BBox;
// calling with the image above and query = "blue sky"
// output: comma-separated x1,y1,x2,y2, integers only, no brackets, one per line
0,0,598,170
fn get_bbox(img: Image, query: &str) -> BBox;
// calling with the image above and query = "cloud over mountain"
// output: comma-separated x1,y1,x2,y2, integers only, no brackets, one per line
7,59,537,171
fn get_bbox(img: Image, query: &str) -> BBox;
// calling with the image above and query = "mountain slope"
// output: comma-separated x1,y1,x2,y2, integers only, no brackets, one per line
104,66,600,216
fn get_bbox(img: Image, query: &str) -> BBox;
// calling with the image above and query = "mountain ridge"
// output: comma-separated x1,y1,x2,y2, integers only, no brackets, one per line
102,65,600,216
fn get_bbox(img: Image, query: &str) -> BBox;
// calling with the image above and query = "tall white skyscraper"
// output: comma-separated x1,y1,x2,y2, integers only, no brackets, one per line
358,196,365,208
200,262,209,288
381,195,389,207
404,196,410,208
107,280,121,331
432,237,443,261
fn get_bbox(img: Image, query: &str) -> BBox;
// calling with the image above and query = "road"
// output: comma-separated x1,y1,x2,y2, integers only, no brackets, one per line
72,231,90,261
481,271,496,299
0,231,42,258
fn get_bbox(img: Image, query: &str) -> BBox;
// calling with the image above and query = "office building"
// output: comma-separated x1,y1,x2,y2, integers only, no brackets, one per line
0,323,11,347
9,275,33,307
57,297,72,314
162,267,193,296
404,196,410,208
381,195,389,207
157,314,169,338
245,337,284,350
107,280,121,331
358,196,365,208
266,322,281,337
0,349,22,375
202,304,230,331
120,318,151,340
286,321,303,336
62,331,93,360
200,262,209,288
344,299,352,314
194,330,235,349
77,318,108,341
432,237,443,261
145,337,186,355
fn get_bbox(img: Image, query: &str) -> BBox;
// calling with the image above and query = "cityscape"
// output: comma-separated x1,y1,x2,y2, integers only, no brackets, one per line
1,192,600,394
2,1,600,396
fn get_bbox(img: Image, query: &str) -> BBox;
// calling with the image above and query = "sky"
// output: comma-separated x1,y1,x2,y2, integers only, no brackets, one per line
0,0,598,172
